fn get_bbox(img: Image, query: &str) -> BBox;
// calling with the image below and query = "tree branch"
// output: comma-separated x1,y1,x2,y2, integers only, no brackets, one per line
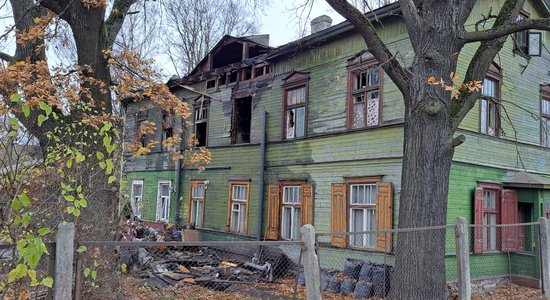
39,0,71,17
464,18,550,42
325,0,409,94
105,0,138,46
0,51,14,62
450,0,526,133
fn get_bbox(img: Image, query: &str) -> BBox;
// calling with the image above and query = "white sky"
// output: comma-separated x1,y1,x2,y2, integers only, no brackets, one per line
261,1,345,47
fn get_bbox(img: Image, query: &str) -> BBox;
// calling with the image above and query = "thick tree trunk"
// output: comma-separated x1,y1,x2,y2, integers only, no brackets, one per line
390,30,461,299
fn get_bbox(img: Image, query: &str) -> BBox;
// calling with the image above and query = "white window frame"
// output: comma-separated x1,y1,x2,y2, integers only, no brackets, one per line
190,182,205,227
281,185,302,240
542,97,550,147
156,180,171,222
130,180,143,218
229,184,248,234
349,183,377,249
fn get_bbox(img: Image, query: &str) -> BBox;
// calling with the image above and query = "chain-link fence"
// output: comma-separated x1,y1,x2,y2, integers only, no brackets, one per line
469,222,543,299
74,240,304,300
314,225,456,299
0,243,54,300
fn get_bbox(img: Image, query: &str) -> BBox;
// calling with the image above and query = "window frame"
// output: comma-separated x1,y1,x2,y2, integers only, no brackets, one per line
344,176,382,250
194,97,209,147
188,180,206,228
227,180,250,235
347,60,383,130
513,11,530,56
161,110,174,152
156,180,171,222
280,184,303,240
479,65,502,137
281,72,310,140
481,188,500,252
541,88,550,147
135,111,148,147
130,180,143,218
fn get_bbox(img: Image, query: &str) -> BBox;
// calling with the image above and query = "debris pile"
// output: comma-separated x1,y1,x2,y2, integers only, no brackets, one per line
299,258,394,298
120,246,295,291
117,217,181,242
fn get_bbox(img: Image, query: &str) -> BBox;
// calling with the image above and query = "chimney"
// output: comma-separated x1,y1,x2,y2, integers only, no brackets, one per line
311,15,333,34
244,34,270,47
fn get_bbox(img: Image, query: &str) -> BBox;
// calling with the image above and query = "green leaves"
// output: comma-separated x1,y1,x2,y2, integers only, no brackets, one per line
38,101,52,116
8,264,28,283
41,277,53,288
38,227,51,236
76,246,87,253
22,105,30,117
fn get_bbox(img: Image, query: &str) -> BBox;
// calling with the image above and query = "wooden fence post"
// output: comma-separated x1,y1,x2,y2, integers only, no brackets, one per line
300,224,322,300
455,217,471,300
539,217,550,299
54,222,75,300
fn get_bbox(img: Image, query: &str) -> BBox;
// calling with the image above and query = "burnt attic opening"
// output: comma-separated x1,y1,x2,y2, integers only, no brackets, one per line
213,42,243,69
248,45,264,58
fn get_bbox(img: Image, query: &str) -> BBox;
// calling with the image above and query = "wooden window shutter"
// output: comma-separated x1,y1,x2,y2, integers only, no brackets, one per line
265,184,281,240
375,182,393,252
301,184,314,226
501,189,519,252
473,187,484,254
331,183,347,248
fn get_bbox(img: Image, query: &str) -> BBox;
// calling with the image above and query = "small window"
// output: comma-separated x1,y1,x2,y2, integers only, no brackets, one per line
349,184,377,248
189,181,205,227
218,73,227,87
284,86,307,139
232,97,252,144
542,97,550,147
480,69,501,136
255,65,265,77
514,12,529,55
131,180,143,218
195,99,209,147
157,181,171,222
229,70,239,83
281,186,302,240
348,63,381,129
242,67,252,81
228,181,249,234
206,79,216,89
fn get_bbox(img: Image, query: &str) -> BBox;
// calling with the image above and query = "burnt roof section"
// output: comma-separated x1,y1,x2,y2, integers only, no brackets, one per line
186,35,272,78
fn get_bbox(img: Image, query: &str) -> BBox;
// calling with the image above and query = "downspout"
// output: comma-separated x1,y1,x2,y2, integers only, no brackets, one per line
174,121,186,227
256,111,267,241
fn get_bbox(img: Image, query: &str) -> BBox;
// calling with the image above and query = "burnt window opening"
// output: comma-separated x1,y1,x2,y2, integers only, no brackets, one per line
195,99,209,147
242,67,252,81
218,73,227,87
135,111,148,147
255,65,265,77
161,111,174,151
229,70,239,83
232,96,252,144
206,79,216,89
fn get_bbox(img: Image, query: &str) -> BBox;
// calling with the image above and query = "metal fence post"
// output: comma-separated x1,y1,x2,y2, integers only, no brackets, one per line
54,222,75,300
300,224,322,300
538,217,550,299
455,217,471,300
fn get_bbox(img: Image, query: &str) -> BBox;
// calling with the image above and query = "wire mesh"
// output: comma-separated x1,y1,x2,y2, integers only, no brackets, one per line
75,240,303,300
0,243,54,300
468,223,543,299
314,226,457,299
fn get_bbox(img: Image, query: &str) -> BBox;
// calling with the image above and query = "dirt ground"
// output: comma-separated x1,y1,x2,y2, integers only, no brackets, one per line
121,278,543,300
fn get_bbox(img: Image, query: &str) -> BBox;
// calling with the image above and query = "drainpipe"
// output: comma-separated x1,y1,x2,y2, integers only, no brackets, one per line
256,111,267,241
174,122,186,228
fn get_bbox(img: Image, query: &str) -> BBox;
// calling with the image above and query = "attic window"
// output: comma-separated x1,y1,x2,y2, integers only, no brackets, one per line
218,74,227,86
206,79,216,89
229,70,239,83
255,65,265,77
242,67,252,81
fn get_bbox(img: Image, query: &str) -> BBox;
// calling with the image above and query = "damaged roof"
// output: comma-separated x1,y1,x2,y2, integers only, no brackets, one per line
502,171,550,189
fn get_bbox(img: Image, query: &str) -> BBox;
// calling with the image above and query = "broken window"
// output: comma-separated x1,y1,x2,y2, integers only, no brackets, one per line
161,111,174,151
349,63,381,129
189,181,205,228
242,67,252,81
542,97,550,147
514,12,529,55
284,86,307,139
254,65,265,77
135,111,148,147
206,79,216,89
131,180,143,218
157,181,171,222
218,73,227,87
229,181,249,234
232,97,252,144
480,76,500,136
194,98,209,147
229,70,239,83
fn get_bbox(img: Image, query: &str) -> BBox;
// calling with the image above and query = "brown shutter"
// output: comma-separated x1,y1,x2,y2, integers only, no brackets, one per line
301,184,314,226
375,182,393,252
331,183,347,248
501,189,519,252
473,187,484,254
265,184,281,240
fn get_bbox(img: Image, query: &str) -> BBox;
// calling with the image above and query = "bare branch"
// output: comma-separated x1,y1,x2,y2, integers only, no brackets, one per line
464,17,550,43
0,51,14,62
325,0,409,94
106,0,139,46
